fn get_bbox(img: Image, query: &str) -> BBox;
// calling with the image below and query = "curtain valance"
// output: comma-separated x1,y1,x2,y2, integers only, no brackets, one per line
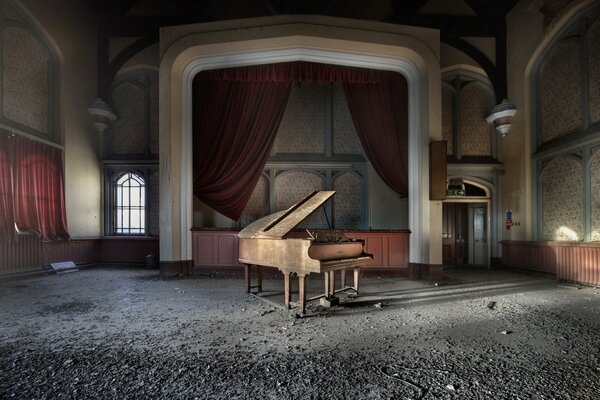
194,61,384,83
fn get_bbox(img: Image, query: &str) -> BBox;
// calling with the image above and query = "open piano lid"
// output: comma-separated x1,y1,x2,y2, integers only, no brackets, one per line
238,191,335,239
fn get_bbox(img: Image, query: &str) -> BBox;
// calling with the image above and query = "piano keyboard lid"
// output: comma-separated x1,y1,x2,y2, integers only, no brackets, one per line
238,191,335,239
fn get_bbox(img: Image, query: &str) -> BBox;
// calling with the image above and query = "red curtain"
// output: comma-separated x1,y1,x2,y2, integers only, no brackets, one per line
0,130,14,242
344,72,409,196
193,78,293,220
10,135,69,241
193,62,409,220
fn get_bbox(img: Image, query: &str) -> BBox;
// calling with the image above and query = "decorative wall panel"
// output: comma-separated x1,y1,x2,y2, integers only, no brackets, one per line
332,83,363,155
2,26,48,134
192,229,410,269
442,86,454,155
540,38,582,143
239,175,269,227
147,169,159,236
459,82,493,156
110,81,146,154
333,172,362,229
275,171,327,229
274,83,326,154
589,17,600,126
148,82,159,155
542,156,584,241
0,236,159,277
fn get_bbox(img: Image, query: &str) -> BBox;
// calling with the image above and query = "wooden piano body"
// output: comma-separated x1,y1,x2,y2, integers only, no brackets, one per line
238,191,373,313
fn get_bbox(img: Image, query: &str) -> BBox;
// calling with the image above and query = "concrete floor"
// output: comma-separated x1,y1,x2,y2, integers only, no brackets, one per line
0,266,599,399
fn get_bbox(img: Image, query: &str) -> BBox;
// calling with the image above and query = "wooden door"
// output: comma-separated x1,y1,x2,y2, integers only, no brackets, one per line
442,203,468,266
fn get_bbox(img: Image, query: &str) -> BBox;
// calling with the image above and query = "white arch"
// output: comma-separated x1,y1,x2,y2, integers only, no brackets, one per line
159,17,442,269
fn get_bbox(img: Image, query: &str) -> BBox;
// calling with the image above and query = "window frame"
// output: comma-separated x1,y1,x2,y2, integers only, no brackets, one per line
112,170,146,236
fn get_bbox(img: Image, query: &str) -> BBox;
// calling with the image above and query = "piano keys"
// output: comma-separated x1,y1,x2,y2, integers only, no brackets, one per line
238,190,373,313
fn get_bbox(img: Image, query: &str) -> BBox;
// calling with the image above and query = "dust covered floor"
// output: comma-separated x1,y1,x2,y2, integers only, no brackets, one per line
1,266,599,399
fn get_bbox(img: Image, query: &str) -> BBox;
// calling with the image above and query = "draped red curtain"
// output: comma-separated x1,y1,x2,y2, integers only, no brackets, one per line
343,72,409,196
193,78,293,220
10,135,69,241
193,61,408,220
0,130,14,242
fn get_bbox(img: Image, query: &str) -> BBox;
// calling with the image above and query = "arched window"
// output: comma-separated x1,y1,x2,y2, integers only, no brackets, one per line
0,0,60,143
114,171,146,235
532,3,600,241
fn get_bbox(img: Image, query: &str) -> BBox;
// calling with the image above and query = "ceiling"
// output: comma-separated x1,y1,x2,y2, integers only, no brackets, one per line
84,0,521,101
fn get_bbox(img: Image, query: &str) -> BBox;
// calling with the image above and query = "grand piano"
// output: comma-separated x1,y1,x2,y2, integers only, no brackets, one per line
238,191,373,314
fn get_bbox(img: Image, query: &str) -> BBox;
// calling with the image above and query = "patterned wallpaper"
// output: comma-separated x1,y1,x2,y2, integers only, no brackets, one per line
591,153,600,240
333,172,362,229
239,175,269,228
589,17,600,126
540,38,582,143
147,169,159,236
542,156,584,241
2,26,48,134
110,81,146,155
442,86,454,155
238,82,367,229
459,82,494,156
274,171,328,229
332,83,364,155
274,83,326,154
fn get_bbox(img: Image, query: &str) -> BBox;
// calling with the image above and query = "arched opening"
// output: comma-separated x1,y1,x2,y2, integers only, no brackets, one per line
159,19,442,271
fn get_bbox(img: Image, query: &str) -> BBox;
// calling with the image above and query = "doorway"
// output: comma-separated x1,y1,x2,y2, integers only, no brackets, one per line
443,202,488,267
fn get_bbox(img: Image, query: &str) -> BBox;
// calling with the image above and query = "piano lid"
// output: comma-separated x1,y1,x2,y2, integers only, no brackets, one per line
238,191,335,239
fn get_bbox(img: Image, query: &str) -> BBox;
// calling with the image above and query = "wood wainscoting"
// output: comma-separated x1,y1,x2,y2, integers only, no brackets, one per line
502,241,600,287
0,235,159,277
191,228,411,270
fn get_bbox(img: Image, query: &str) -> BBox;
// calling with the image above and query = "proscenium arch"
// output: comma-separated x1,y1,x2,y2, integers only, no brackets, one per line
182,51,422,261
160,25,440,269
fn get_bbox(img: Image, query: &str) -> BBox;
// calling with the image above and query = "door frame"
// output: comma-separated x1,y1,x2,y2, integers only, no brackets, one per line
443,180,491,268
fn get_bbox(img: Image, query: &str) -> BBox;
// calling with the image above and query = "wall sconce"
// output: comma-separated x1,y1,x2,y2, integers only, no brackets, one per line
486,99,517,137
87,98,117,134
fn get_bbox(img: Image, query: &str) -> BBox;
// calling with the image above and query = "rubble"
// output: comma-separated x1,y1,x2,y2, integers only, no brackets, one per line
0,267,599,399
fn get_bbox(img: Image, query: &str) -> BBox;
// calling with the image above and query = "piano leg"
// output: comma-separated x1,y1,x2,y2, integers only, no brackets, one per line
244,264,263,294
245,264,251,293
256,266,263,292
353,267,361,294
328,271,335,296
324,271,331,297
298,274,308,314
